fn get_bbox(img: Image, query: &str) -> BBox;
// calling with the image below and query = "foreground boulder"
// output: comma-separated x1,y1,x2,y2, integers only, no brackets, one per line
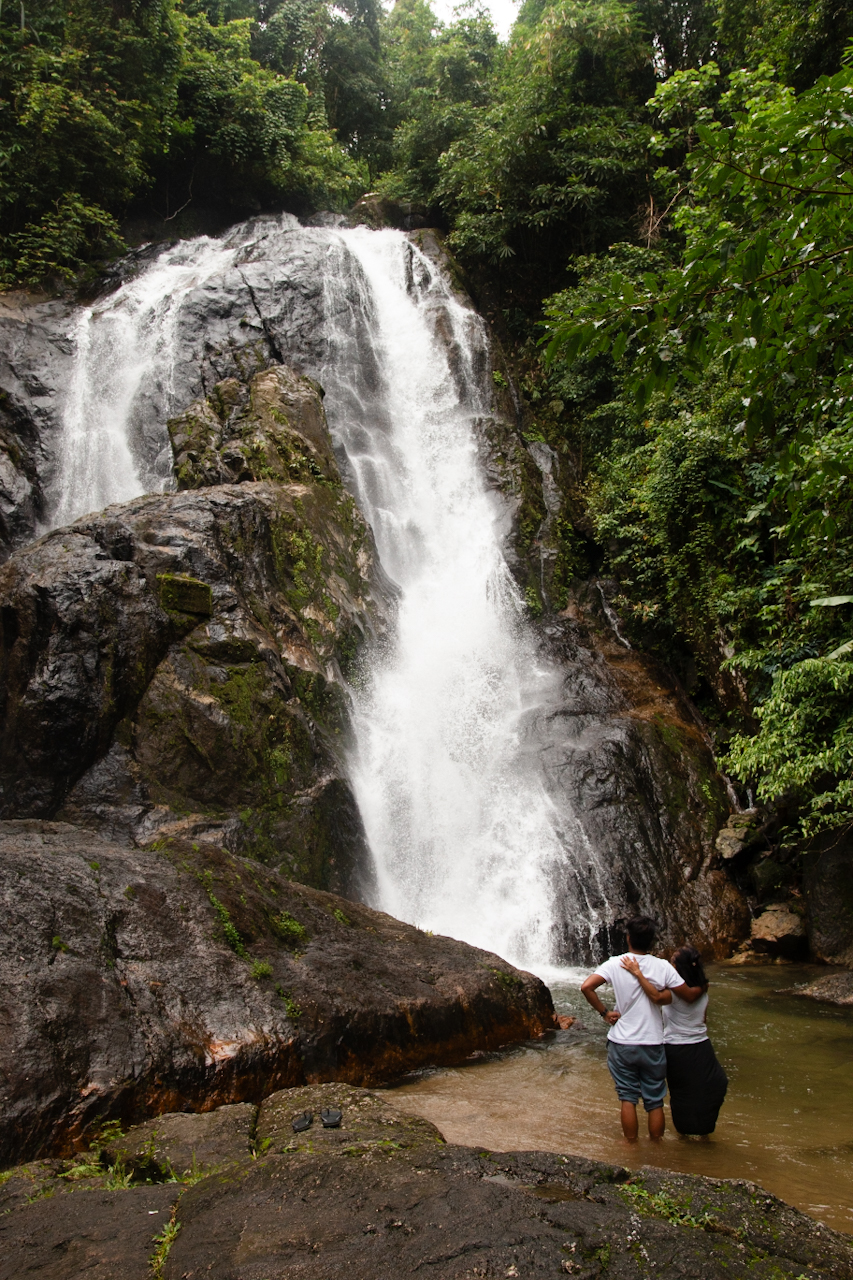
0,820,553,1166
1,1086,850,1280
0,367,389,887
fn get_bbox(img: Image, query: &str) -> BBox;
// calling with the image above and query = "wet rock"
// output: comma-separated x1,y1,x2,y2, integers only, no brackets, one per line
103,1103,257,1179
350,192,430,231
0,367,388,880
524,603,749,960
715,810,762,861
0,820,554,1165
1,1088,850,1280
0,1182,180,1280
803,829,853,966
169,365,338,490
790,970,853,1006
0,293,75,560
749,903,808,960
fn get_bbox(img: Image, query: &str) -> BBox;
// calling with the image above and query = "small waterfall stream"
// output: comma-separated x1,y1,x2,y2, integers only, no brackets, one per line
44,215,617,969
49,238,238,527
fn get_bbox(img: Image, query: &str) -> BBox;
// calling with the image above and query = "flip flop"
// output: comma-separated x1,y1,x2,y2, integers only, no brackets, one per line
291,1111,313,1133
320,1107,342,1128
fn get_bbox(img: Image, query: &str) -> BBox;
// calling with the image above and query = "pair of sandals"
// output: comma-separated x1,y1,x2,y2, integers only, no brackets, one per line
292,1107,342,1133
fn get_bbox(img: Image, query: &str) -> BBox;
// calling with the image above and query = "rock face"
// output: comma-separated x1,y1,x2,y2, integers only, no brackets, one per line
0,367,388,883
1,1086,851,1280
0,820,554,1166
168,364,338,491
0,293,75,560
803,829,853,965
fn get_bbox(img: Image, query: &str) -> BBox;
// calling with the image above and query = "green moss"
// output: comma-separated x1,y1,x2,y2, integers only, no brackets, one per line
274,912,308,945
157,574,212,616
276,985,302,1019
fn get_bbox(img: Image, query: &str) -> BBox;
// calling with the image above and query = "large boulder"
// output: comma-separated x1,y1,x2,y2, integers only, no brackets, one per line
0,367,389,885
0,820,554,1166
0,1086,850,1280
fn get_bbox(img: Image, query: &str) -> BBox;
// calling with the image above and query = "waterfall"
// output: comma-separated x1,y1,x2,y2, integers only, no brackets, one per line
317,229,608,969
47,236,242,528
44,215,617,969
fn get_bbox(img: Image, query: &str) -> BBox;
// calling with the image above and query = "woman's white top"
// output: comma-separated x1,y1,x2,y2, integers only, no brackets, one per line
662,991,709,1044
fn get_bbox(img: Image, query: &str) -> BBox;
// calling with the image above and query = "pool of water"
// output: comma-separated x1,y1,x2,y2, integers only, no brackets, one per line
390,964,853,1234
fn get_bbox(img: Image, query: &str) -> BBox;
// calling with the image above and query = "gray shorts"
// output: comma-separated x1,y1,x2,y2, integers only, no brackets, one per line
607,1041,667,1110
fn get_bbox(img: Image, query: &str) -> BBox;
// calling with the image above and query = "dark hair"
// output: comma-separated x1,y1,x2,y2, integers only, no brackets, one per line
672,945,708,990
625,915,657,952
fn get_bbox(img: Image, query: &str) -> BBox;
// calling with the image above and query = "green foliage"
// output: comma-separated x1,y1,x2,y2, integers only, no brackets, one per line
621,1180,724,1231
542,53,853,838
0,0,363,288
274,910,308,943
150,1217,181,1278
435,0,654,280
207,890,248,958
251,959,273,978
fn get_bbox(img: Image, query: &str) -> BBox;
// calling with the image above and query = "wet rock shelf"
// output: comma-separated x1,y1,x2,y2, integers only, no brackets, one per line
1,1085,850,1279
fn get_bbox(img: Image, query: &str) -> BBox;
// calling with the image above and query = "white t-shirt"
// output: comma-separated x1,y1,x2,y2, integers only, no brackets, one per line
663,991,709,1044
593,953,684,1044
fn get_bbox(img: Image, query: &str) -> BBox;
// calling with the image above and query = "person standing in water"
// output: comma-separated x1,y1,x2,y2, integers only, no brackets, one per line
622,944,728,1136
581,916,694,1143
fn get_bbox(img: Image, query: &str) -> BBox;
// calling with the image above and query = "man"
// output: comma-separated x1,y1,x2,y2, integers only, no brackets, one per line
581,915,686,1143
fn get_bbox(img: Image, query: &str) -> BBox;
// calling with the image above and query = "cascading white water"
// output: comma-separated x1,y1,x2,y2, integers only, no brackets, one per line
48,236,242,528
318,229,610,968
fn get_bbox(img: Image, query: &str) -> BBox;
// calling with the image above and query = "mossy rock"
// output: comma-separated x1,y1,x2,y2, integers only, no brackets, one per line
157,573,212,616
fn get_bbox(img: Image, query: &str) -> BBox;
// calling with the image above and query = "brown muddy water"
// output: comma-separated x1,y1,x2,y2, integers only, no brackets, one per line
390,964,853,1234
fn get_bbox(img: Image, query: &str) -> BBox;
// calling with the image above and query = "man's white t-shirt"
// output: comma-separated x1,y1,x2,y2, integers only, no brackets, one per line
593,953,684,1044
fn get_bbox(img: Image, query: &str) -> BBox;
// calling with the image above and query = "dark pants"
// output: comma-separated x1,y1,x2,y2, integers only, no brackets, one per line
665,1039,728,1135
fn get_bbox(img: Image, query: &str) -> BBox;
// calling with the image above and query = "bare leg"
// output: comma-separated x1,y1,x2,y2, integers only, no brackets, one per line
620,1101,639,1142
647,1107,665,1141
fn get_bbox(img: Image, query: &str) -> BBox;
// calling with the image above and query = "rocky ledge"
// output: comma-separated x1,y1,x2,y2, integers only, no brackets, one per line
0,365,390,888
0,820,553,1167
1,1085,850,1279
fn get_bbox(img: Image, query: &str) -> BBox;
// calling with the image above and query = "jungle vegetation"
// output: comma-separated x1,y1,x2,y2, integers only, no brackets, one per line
2,0,852,844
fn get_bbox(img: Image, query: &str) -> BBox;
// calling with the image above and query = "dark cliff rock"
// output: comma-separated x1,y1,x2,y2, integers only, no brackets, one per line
0,293,75,560
530,595,749,958
0,820,554,1166
802,829,853,966
0,367,388,882
1,1086,850,1280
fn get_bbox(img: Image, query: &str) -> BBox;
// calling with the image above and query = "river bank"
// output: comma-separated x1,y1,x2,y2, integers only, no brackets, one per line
391,964,853,1234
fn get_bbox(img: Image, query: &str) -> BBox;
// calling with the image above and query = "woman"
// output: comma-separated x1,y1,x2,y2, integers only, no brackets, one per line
621,945,728,1136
